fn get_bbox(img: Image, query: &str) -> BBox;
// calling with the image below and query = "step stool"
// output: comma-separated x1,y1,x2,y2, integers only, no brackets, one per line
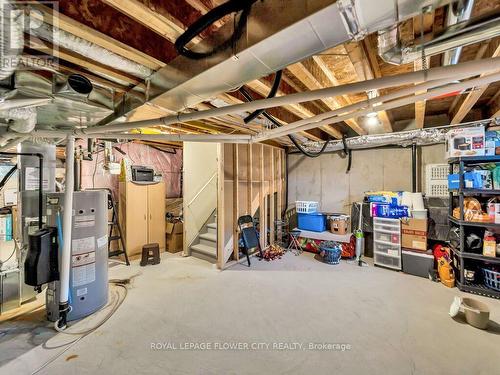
140,243,160,266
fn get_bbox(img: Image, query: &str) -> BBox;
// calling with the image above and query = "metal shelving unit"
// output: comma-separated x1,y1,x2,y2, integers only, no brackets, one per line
448,156,500,299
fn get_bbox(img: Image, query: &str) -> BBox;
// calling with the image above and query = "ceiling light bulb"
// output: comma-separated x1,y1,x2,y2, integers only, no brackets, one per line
366,111,378,118
366,115,379,126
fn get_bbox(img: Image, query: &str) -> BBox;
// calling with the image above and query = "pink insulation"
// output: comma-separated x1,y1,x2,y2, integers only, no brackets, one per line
79,141,183,199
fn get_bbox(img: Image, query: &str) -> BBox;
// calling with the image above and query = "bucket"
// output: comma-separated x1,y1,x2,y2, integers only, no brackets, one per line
462,298,490,329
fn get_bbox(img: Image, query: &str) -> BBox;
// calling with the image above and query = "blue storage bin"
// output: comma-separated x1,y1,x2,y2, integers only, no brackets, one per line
448,172,482,189
298,213,326,232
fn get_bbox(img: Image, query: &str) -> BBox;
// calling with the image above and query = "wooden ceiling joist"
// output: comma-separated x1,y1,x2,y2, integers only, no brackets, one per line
100,0,198,44
451,43,500,124
245,80,342,140
287,61,367,136
344,42,393,133
411,11,434,129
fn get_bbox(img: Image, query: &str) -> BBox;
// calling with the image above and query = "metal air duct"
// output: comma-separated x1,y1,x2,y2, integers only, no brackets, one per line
28,23,153,80
93,0,457,131
379,10,500,65
443,0,475,65
294,120,491,154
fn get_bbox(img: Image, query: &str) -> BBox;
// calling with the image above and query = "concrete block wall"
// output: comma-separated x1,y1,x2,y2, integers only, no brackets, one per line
287,144,445,214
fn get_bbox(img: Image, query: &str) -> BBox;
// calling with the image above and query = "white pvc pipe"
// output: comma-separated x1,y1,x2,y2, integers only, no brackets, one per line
31,130,251,143
260,71,500,141
86,57,500,134
59,136,74,308
255,75,462,141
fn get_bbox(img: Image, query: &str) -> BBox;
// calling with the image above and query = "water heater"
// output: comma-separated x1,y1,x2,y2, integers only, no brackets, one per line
45,190,108,322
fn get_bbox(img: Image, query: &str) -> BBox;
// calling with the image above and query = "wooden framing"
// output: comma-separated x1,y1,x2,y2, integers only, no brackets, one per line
452,43,500,124
344,42,393,133
287,62,366,135
260,144,266,251
100,0,194,44
247,145,253,215
19,0,500,142
270,148,275,243
216,143,225,269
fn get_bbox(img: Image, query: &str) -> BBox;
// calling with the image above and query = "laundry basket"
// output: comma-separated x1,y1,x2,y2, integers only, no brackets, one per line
295,201,319,214
482,268,500,292
319,241,342,265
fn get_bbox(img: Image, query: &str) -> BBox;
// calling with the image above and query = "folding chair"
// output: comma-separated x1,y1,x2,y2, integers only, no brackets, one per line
237,215,263,267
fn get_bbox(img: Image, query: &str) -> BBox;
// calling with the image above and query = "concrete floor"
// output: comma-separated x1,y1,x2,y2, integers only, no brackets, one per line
1,251,499,375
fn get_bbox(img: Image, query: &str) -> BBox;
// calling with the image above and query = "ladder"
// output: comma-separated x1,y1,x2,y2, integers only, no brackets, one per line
106,189,130,266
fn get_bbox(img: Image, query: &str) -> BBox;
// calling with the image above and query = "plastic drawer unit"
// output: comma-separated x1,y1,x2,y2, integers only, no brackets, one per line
373,217,401,270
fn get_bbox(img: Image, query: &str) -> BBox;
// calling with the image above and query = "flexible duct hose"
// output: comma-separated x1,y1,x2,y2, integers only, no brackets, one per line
175,0,257,60
239,75,331,158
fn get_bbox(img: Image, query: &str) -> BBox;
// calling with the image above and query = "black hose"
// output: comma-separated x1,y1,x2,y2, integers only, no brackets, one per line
288,134,330,158
239,87,331,158
244,70,283,124
175,0,257,60
0,164,17,190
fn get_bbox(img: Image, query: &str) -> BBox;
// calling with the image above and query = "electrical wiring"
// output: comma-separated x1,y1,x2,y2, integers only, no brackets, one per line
239,83,331,158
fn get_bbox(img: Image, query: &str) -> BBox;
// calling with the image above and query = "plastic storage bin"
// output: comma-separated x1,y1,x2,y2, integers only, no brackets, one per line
402,249,434,278
482,268,500,291
373,217,401,270
298,213,326,232
296,201,319,214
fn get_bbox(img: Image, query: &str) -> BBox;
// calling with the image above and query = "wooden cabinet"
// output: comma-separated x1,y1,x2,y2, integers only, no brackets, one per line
119,181,166,256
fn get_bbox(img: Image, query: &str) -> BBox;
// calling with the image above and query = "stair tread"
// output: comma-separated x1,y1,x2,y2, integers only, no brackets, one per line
191,243,217,257
207,223,217,229
199,232,217,242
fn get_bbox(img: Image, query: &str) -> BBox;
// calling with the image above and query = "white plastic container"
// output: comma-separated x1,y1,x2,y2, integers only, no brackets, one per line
295,201,319,214
411,209,428,219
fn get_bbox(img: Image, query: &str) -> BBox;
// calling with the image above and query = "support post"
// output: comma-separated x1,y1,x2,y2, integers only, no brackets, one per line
412,143,417,193
233,144,239,261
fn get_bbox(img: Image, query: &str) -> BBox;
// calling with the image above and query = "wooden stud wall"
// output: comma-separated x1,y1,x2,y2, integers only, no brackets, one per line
220,143,285,269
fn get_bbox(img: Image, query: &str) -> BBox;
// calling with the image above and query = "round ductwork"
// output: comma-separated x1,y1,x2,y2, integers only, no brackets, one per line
67,74,93,95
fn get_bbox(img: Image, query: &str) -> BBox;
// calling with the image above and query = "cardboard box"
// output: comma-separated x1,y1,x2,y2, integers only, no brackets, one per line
446,126,485,159
166,221,183,253
166,221,183,235
401,218,428,251
166,233,183,253
165,198,183,217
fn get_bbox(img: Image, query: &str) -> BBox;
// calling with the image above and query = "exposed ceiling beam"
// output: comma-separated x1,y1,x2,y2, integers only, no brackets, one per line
287,61,366,135
344,42,393,132
99,0,199,44
246,80,342,140
184,0,226,28
27,3,165,70
452,44,500,124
